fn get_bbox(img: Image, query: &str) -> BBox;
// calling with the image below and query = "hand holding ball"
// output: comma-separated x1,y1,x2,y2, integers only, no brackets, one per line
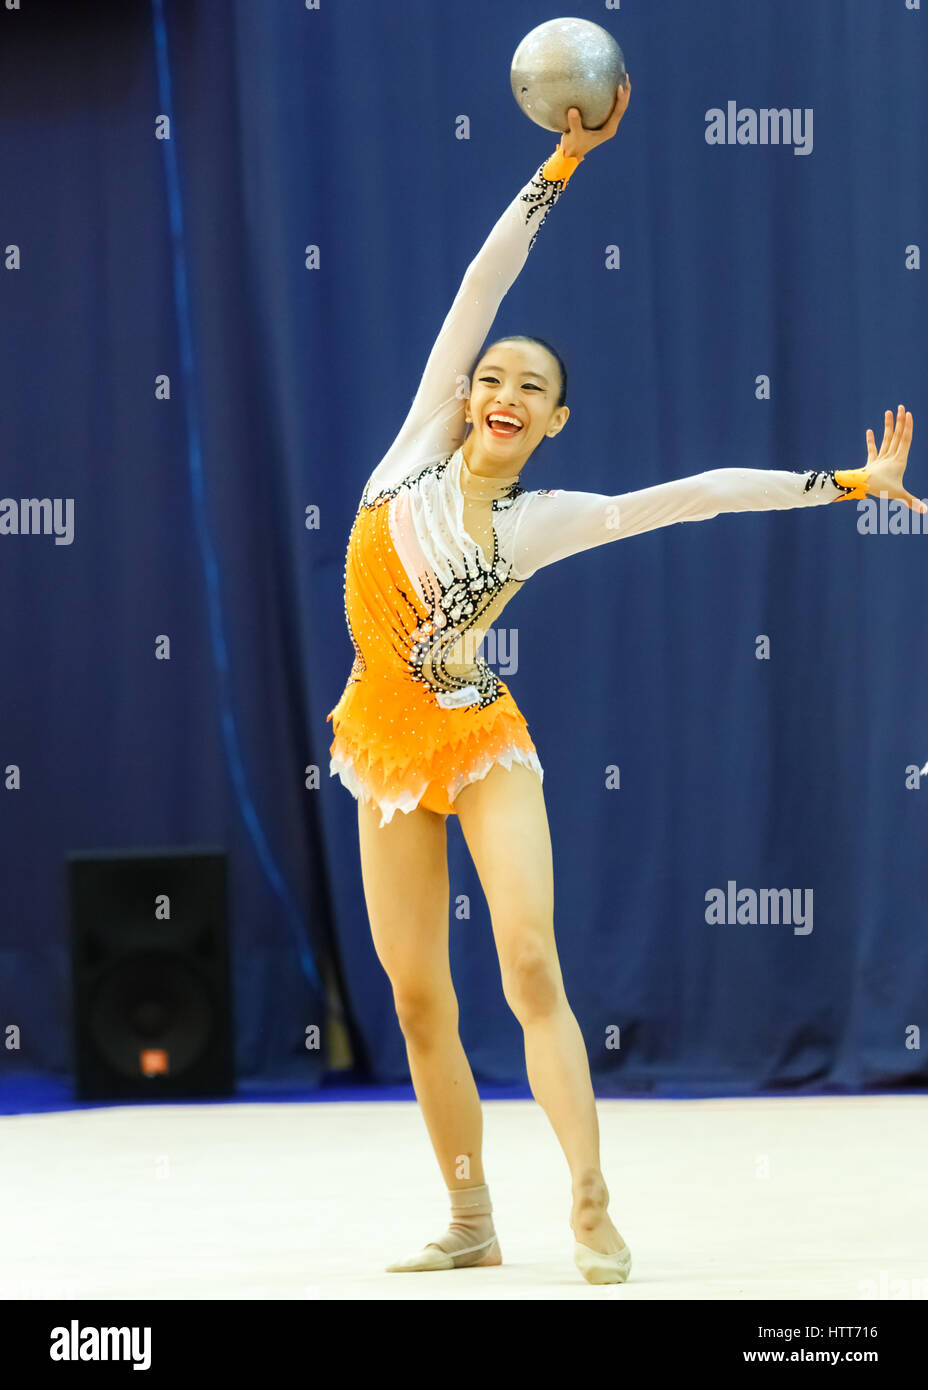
511,16,627,133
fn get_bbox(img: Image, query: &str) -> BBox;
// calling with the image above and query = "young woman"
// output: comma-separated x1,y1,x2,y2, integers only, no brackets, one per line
327,77,921,1284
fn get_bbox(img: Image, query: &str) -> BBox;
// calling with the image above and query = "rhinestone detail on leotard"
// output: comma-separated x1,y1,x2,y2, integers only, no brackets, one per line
345,453,527,711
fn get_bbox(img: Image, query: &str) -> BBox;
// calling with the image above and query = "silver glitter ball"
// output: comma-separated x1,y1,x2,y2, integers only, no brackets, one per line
511,17,626,133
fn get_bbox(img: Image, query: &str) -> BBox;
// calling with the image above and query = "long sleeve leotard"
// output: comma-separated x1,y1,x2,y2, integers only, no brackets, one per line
327,150,862,824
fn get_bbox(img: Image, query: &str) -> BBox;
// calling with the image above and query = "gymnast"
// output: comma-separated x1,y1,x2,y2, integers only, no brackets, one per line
327,76,921,1282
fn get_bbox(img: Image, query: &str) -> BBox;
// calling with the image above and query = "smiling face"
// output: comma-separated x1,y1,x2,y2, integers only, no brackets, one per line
463,340,569,469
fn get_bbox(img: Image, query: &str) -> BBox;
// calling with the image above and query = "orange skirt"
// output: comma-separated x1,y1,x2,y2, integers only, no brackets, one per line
327,673,543,825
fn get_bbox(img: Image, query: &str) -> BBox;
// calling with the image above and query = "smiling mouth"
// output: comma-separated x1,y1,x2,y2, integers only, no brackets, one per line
486,416,523,438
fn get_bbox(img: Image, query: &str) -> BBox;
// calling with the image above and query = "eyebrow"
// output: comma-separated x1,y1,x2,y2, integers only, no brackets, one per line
478,364,549,383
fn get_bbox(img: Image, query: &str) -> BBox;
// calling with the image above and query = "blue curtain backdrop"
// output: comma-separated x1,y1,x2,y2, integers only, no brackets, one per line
1,0,925,1096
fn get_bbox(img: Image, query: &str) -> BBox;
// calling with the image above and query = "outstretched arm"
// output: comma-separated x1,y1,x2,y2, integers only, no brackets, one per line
362,150,582,502
511,406,922,579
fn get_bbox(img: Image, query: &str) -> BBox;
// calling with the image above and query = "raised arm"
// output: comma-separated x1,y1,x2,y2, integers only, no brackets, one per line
511,405,923,580
363,148,583,502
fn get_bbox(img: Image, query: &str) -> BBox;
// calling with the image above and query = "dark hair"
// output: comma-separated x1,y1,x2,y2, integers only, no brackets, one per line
475,335,568,409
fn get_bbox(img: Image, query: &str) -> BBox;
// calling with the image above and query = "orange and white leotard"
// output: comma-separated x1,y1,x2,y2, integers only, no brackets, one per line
327,150,863,827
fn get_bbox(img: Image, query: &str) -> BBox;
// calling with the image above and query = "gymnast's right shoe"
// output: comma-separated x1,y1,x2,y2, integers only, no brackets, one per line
386,1183,502,1272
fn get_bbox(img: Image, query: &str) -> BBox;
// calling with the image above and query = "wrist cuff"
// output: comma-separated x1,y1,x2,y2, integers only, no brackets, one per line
833,467,869,500
541,147,582,183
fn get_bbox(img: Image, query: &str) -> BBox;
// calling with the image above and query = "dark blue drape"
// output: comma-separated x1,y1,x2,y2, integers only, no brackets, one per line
1,0,925,1097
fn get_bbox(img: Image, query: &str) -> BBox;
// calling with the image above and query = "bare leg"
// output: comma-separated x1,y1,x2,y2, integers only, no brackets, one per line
357,795,486,1192
454,761,626,1255
358,794,502,1268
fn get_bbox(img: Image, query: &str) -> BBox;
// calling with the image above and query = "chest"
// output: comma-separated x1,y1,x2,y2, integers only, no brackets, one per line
460,494,499,569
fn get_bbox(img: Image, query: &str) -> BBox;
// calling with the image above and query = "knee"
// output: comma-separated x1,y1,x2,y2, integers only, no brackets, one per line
393,984,458,1048
500,942,563,1022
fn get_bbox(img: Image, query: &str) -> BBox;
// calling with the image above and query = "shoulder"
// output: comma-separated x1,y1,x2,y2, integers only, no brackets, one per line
362,453,453,507
496,486,565,581
493,488,565,547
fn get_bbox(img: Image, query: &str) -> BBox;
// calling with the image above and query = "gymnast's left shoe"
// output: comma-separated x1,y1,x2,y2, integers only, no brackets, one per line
573,1238,632,1284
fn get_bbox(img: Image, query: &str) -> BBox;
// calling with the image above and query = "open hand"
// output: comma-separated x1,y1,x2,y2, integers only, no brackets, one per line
559,76,631,160
864,405,925,513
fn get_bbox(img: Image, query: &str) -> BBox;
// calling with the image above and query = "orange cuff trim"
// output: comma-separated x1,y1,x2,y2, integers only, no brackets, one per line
541,147,582,183
833,467,869,501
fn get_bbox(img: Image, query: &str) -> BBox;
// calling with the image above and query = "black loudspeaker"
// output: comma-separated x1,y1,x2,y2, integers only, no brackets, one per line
68,847,235,1101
